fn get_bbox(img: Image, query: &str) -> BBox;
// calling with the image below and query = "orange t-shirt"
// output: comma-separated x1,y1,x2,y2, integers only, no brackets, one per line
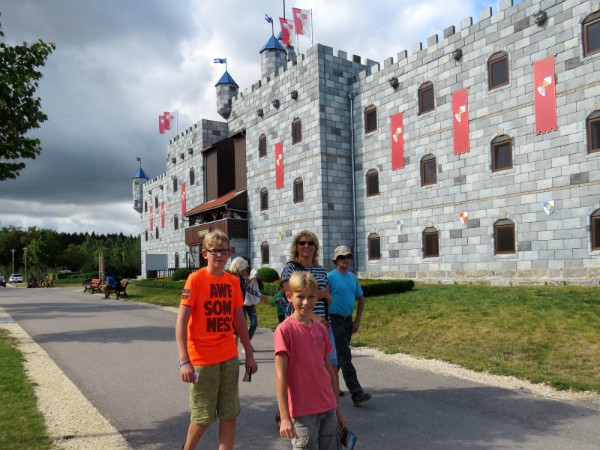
180,268,243,366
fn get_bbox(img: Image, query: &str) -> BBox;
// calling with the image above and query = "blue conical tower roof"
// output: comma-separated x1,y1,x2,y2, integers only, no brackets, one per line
260,34,286,54
215,71,238,87
133,167,148,180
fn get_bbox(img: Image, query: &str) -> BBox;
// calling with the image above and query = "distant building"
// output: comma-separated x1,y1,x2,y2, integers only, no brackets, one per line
135,0,600,285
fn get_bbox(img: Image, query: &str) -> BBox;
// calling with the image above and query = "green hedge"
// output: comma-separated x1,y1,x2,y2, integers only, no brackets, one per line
360,279,414,296
135,279,186,290
258,267,280,283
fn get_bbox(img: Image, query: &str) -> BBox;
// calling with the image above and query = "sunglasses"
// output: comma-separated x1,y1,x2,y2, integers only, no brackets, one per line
298,241,316,247
337,255,352,260
205,248,230,256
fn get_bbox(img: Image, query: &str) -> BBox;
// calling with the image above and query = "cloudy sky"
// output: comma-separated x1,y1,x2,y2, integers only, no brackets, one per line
0,0,502,236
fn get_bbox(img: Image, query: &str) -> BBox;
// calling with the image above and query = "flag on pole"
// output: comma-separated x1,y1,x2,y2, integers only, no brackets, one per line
292,8,312,37
275,142,284,189
159,115,166,134
452,88,470,155
163,112,173,131
213,58,227,64
533,56,557,135
279,17,295,45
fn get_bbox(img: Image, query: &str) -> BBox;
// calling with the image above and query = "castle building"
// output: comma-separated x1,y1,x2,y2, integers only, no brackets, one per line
135,0,600,285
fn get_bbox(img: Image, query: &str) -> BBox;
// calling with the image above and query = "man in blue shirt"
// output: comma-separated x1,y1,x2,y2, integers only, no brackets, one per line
328,246,371,407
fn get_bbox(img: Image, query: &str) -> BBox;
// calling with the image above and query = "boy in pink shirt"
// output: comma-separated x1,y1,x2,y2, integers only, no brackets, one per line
274,271,346,449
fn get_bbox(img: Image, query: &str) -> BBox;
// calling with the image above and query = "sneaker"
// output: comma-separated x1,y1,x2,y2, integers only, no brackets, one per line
339,390,347,397
352,392,371,407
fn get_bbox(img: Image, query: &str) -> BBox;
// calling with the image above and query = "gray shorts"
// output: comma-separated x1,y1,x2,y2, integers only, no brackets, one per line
292,408,340,450
189,356,240,425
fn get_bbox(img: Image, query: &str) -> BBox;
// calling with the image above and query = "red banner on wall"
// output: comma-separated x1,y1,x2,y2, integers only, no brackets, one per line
150,206,154,230
533,56,557,135
275,142,284,189
181,182,186,216
161,201,165,228
390,112,404,170
452,88,470,154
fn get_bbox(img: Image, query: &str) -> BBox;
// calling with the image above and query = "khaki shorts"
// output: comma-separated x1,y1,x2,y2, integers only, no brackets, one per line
190,356,240,425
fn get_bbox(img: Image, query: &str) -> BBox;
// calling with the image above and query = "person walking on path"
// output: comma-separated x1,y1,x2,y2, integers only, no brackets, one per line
274,271,346,449
175,230,258,450
229,257,262,346
328,246,371,407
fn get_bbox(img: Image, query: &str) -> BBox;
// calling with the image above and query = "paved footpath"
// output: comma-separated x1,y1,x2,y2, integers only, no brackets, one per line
1,286,599,449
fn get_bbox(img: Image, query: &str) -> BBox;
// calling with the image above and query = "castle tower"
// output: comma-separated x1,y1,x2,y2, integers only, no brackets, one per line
277,31,296,64
259,34,287,80
215,71,239,120
132,161,149,214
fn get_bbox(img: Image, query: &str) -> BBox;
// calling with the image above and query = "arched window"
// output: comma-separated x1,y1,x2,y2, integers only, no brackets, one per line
292,118,302,144
155,226,160,239
261,242,270,264
418,81,435,114
189,168,195,186
172,176,178,192
175,252,180,269
364,105,377,133
488,51,509,89
145,230,148,241
260,188,268,211
293,178,304,203
174,214,179,230
491,135,513,172
423,227,439,258
368,233,381,260
583,11,600,57
591,209,600,250
586,111,600,153
144,201,148,213
259,134,267,158
420,154,437,186
366,169,379,196
494,218,515,254
155,196,159,208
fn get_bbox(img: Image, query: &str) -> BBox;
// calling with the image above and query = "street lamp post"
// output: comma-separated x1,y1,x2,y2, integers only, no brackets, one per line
11,249,15,275
23,248,27,287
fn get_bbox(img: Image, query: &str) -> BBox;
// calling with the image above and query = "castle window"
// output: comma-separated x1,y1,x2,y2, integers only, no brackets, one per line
172,177,178,192
592,210,600,250
189,168,195,186
587,111,600,153
418,82,435,114
155,226,160,240
488,52,509,90
423,227,439,258
260,188,268,211
494,219,515,254
259,134,267,158
364,105,377,133
145,230,148,241
420,154,437,186
491,136,513,172
583,12,600,57
366,169,379,196
144,201,148,213
175,252,180,269
174,214,179,230
261,242,270,264
293,178,304,203
368,233,381,260
292,118,302,144
155,196,159,208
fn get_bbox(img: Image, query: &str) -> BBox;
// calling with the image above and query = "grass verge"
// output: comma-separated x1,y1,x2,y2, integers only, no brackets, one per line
0,329,51,450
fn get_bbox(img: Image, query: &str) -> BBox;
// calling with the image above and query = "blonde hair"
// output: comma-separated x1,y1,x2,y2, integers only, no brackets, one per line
289,229,320,266
288,271,318,295
202,230,230,250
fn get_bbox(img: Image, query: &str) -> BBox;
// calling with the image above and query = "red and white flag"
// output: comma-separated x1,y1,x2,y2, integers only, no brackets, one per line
292,8,311,37
181,182,186,216
452,88,470,155
533,56,557,135
159,115,166,134
279,17,294,45
160,201,165,228
275,142,284,189
150,206,154,230
163,112,173,131
390,112,404,170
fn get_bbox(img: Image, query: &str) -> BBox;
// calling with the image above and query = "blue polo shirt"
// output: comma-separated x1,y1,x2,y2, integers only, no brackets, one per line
327,269,363,317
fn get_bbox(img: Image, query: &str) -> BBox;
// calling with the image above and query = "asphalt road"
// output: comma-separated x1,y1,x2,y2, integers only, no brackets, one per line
1,286,599,449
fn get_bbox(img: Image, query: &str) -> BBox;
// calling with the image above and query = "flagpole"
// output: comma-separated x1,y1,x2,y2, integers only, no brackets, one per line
283,0,285,18
310,9,314,46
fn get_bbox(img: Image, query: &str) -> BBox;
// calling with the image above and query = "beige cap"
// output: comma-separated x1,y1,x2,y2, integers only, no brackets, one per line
229,257,248,274
332,245,352,262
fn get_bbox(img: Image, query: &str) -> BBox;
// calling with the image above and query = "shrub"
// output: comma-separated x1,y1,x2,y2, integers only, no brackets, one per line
172,268,191,282
136,279,186,290
258,267,279,283
360,279,414,296
261,282,280,296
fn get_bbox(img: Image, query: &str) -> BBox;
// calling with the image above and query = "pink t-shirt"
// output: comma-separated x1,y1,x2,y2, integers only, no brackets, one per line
274,317,337,418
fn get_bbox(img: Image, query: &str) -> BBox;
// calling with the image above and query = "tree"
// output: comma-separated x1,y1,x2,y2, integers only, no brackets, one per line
0,13,55,180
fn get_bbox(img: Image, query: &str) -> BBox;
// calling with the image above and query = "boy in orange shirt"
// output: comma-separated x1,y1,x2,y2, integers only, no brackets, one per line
176,230,258,450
